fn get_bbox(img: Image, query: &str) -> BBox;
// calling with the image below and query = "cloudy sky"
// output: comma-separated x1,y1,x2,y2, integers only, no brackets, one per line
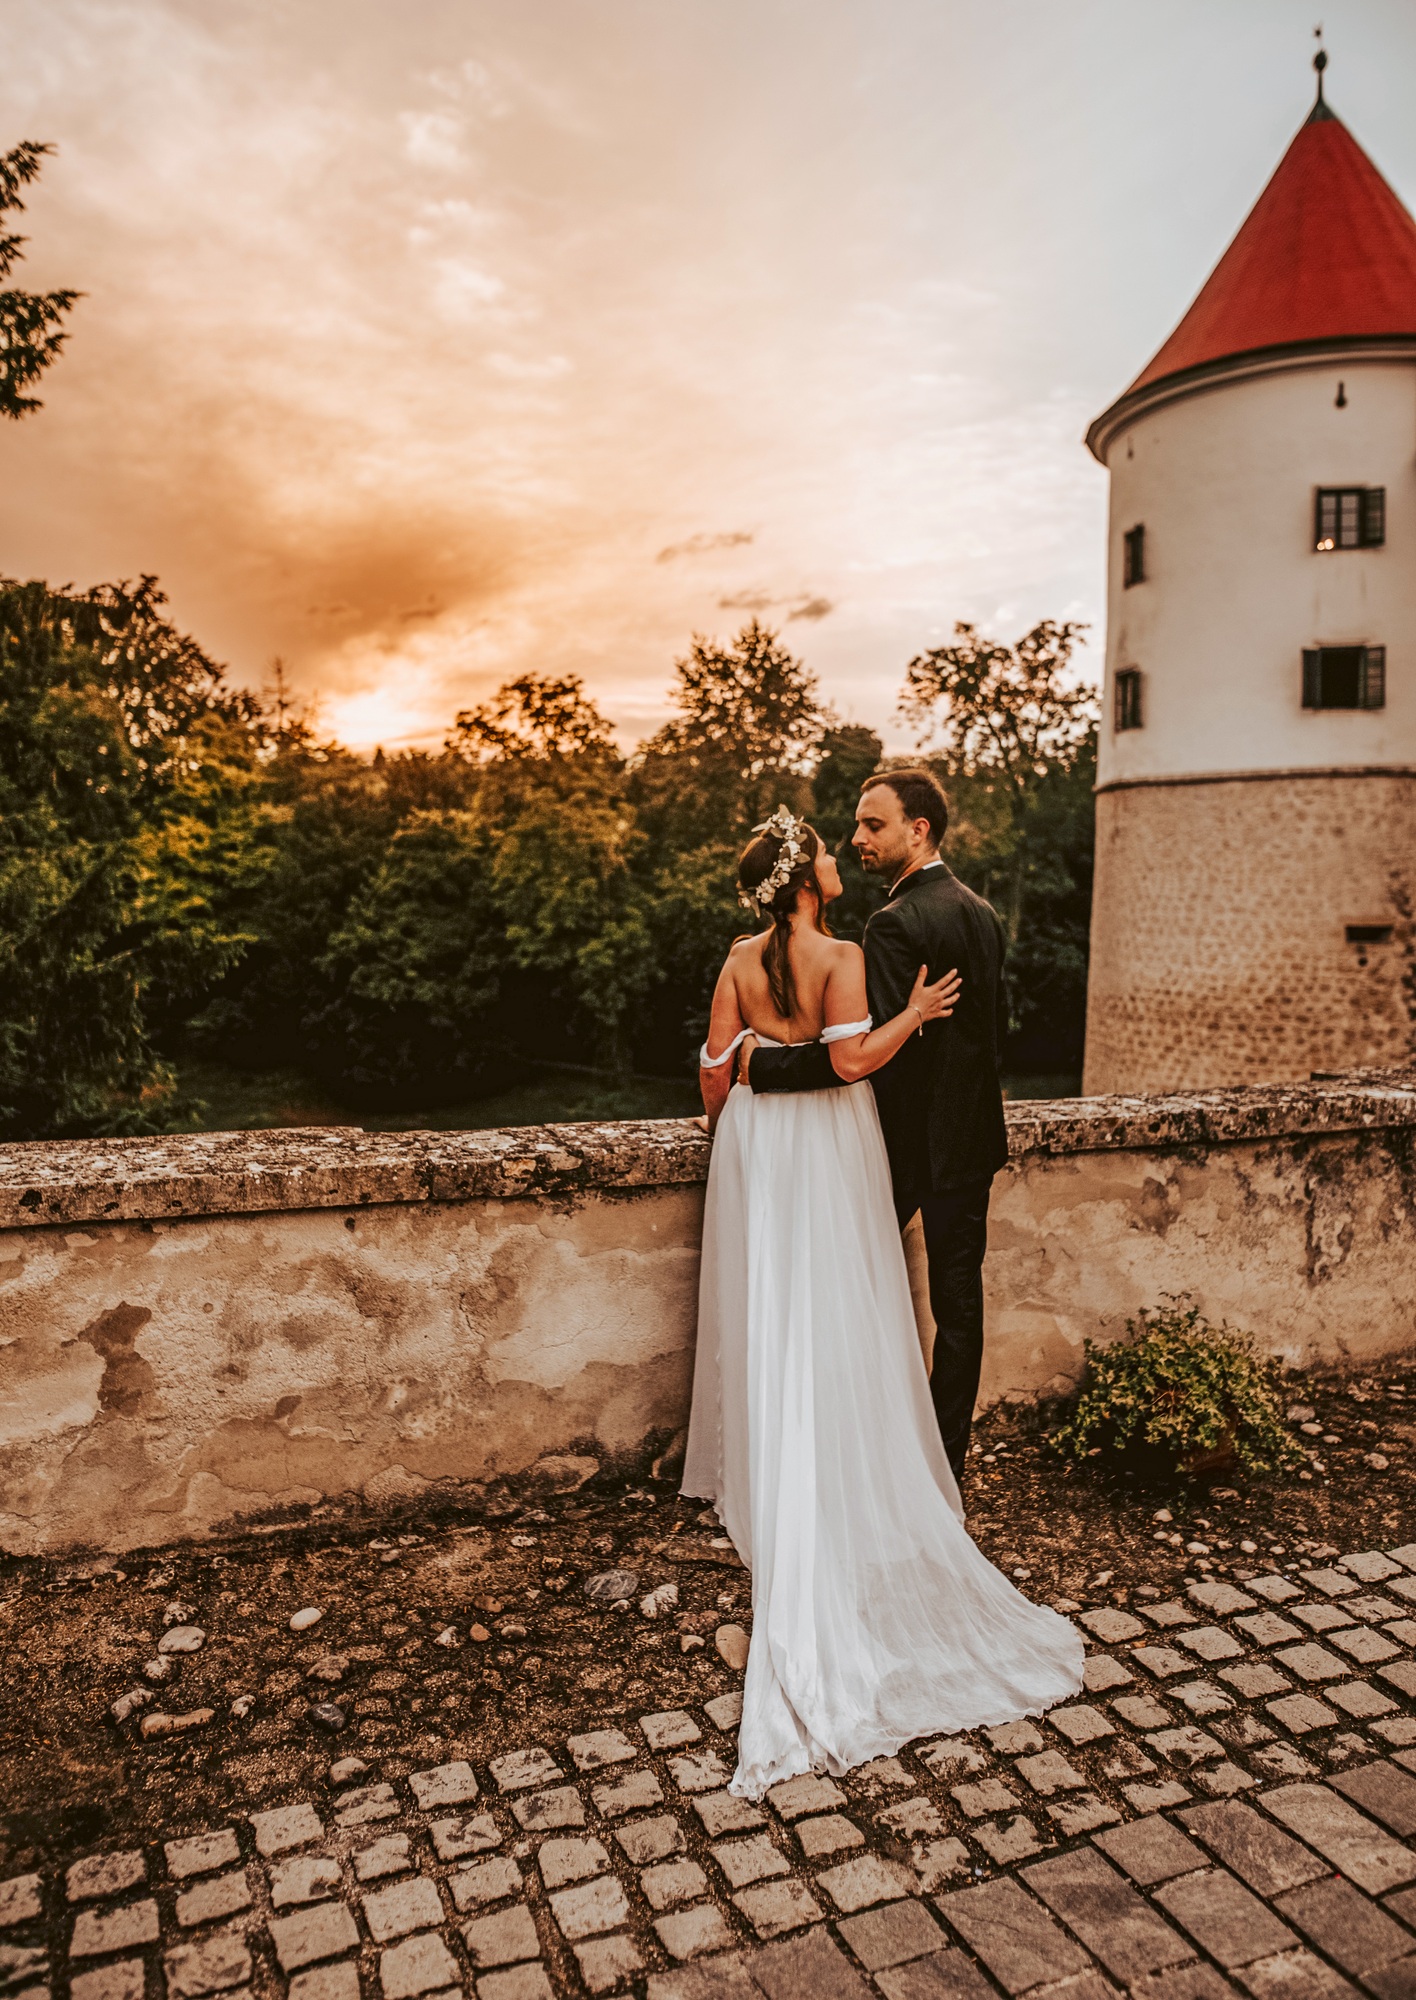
4,0,1416,753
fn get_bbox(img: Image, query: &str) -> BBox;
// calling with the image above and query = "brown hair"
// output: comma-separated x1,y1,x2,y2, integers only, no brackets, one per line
737,821,828,1019
860,766,949,847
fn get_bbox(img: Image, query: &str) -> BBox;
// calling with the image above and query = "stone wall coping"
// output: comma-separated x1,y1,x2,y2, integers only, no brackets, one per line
0,1072,1408,1224
1004,1069,1416,1161
2,1069,1413,1231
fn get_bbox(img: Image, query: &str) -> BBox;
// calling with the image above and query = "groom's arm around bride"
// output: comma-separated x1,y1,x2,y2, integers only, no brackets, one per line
746,767,1010,1480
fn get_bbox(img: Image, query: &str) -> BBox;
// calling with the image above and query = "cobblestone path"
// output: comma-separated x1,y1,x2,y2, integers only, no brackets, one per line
6,1539,1416,2000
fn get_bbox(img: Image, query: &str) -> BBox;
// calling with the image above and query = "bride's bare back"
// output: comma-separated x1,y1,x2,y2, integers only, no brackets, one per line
726,925,860,1044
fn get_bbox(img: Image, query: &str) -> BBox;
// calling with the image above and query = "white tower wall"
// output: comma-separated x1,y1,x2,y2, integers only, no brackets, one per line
1084,354,1416,1093
1099,359,1416,786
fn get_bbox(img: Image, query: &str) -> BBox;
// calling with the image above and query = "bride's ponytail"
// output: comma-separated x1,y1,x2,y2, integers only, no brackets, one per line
737,815,828,1020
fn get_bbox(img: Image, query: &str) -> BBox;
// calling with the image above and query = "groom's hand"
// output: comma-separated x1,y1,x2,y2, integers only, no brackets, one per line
735,1035,758,1087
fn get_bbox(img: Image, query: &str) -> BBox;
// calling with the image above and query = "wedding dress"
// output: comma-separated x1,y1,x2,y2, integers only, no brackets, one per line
682,1024,1084,1798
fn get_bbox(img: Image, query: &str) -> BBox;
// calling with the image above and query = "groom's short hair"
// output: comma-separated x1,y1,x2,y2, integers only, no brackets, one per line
862,767,948,847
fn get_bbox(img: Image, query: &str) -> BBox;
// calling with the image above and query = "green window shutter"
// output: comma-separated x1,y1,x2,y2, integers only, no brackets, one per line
1302,650,1322,708
1360,645,1386,709
1362,488,1386,546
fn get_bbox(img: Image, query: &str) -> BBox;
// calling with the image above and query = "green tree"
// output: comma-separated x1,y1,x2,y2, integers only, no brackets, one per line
312,674,650,1095
128,710,279,1041
449,672,619,762
1,142,79,420
193,739,476,1087
481,754,651,1075
632,620,826,849
312,808,508,1103
453,674,651,1073
0,579,252,1135
899,620,1099,1073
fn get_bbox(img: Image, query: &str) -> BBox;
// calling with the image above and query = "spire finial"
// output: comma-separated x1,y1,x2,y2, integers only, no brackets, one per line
1307,27,1334,121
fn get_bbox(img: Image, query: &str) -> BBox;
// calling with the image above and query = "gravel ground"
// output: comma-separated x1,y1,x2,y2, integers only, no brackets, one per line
2,1360,1411,1881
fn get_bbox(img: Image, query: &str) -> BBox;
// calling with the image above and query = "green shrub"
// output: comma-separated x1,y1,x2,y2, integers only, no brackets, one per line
1051,1299,1303,1478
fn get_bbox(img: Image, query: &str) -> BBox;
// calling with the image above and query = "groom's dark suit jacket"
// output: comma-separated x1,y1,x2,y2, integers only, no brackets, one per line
748,863,1010,1194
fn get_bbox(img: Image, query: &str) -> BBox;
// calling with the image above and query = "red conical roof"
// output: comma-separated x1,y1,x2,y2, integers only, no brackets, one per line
1128,98,1416,394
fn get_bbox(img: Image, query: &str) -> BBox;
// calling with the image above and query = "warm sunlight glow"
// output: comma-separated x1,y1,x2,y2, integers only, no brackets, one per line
6,1,1414,744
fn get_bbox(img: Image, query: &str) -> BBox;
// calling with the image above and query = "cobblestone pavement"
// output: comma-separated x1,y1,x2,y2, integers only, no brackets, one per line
7,1536,1416,2000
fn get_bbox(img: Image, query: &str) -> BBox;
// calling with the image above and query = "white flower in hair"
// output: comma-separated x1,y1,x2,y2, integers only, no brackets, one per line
740,805,809,909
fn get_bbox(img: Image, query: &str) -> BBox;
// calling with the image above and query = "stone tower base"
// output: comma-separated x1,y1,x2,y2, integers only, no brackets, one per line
1083,770,1416,1094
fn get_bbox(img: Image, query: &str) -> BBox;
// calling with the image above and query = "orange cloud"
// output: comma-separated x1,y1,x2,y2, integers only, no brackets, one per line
0,0,1222,753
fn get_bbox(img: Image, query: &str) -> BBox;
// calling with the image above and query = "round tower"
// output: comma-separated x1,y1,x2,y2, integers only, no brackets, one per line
1082,59,1416,1095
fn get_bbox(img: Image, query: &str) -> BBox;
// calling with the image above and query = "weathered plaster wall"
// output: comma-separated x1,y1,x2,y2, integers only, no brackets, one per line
2,1077,1414,1555
979,1121,1416,1407
0,1181,703,1557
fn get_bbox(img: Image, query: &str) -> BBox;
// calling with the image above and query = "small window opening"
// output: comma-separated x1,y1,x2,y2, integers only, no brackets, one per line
1123,524,1146,587
1315,487,1384,550
1345,924,1393,946
1302,645,1385,710
1115,667,1143,731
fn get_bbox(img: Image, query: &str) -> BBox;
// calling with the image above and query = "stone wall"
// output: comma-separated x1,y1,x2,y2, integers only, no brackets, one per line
1085,772,1416,1095
2,1073,1415,1556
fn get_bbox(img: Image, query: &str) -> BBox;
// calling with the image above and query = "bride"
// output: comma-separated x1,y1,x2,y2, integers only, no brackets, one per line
683,806,1084,1798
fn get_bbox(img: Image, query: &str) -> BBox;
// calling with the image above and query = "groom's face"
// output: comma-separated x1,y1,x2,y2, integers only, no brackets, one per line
853,785,914,875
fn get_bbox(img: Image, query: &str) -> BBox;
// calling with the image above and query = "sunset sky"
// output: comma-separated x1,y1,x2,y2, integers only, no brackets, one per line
4,0,1416,754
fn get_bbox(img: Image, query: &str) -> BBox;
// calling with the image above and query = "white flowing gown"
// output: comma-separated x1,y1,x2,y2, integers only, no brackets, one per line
683,1026,1085,1798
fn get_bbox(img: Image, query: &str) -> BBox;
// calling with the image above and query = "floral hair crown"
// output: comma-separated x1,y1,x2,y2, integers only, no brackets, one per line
740,805,810,911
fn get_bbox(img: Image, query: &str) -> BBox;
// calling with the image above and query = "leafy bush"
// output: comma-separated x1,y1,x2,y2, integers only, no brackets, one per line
1051,1299,1303,1478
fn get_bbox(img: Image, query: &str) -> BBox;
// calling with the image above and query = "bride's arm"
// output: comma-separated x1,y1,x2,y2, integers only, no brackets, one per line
698,956,747,1134
824,946,960,1083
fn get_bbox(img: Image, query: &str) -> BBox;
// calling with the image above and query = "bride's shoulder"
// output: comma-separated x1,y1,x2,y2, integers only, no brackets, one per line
823,936,865,964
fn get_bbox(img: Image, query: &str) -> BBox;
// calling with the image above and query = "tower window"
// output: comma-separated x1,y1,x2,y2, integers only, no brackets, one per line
1345,923,1393,946
1123,524,1146,587
1315,487,1384,550
1302,645,1385,710
1115,667,1143,731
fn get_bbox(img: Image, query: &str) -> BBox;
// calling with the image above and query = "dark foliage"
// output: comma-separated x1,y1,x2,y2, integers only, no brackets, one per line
1,142,80,420
0,584,1098,1134
0,577,252,1134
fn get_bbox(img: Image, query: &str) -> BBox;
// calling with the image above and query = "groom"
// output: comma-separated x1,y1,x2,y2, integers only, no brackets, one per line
743,767,1009,1480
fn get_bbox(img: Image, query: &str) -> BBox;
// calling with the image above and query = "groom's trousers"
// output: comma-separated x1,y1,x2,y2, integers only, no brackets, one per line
894,1177,993,1483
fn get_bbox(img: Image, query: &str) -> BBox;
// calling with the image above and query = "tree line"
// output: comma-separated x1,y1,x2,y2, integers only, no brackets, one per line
0,574,1097,1140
